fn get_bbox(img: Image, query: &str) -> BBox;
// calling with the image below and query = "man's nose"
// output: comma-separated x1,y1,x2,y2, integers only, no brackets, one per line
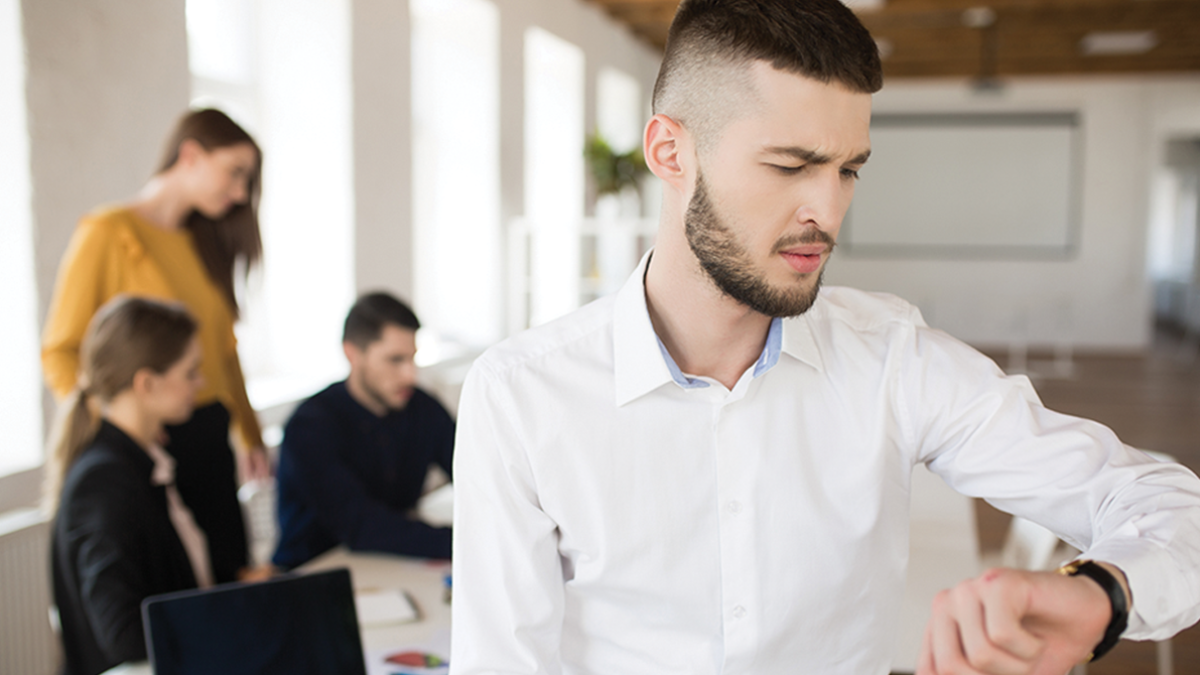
400,361,418,385
793,168,850,233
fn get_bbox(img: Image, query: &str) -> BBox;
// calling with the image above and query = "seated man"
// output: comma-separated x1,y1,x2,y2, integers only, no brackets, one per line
273,292,454,569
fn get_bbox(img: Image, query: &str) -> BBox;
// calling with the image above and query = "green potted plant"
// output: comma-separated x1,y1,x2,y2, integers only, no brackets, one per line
583,132,647,197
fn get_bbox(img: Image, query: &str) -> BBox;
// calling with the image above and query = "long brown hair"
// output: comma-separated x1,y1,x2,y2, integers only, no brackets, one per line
44,296,199,512
157,108,263,319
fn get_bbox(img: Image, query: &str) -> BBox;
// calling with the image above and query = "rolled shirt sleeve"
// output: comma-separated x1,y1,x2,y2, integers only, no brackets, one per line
904,321,1200,639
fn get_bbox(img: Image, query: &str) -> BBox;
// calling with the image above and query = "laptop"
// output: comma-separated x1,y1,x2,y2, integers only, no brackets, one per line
142,567,368,675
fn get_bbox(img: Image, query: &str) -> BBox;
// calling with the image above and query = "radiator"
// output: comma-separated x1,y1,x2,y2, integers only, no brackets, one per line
0,508,59,675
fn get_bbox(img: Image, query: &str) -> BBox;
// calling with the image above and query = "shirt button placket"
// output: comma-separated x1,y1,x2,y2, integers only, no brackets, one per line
716,399,760,673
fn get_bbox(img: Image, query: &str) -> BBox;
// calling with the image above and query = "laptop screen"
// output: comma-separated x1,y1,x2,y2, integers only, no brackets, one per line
142,567,367,675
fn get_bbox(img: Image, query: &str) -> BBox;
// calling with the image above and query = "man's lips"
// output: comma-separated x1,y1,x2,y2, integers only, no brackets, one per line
779,245,829,274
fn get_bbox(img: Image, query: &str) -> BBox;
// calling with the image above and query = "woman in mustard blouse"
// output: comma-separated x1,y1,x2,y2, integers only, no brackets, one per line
43,108,267,583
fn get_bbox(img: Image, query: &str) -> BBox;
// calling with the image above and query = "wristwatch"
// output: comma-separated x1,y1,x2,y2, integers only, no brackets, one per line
1056,559,1129,662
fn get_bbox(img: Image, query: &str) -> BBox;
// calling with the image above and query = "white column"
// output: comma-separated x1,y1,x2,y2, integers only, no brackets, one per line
351,0,414,301
23,0,190,435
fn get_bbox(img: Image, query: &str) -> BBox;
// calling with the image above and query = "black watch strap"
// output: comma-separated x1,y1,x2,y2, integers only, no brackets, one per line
1056,559,1129,662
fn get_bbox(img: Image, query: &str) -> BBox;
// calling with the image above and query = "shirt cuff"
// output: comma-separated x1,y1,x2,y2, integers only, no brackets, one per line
1085,527,1200,640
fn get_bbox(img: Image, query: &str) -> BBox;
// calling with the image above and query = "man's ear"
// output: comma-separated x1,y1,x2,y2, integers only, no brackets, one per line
343,341,362,369
644,114,691,191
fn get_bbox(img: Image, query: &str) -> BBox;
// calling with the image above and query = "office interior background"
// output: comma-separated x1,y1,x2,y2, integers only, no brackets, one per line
1,0,1198,672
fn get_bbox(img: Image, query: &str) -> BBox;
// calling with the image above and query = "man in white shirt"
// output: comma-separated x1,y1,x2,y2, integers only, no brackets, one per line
450,1,1200,673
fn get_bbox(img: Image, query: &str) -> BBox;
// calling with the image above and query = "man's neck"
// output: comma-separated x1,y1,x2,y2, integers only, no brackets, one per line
344,374,388,418
644,243,773,391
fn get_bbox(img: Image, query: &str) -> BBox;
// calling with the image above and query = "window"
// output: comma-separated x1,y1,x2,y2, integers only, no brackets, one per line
0,0,41,476
520,27,585,329
596,67,642,156
582,67,653,304
187,0,355,418
411,0,501,351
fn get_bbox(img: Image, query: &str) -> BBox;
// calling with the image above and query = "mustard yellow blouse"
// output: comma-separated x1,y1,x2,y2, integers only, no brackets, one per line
41,206,264,450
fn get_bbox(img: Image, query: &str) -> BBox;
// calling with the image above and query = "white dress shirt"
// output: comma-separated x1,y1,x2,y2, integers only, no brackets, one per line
451,254,1200,675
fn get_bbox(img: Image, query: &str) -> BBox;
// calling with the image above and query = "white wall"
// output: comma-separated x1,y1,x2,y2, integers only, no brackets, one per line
24,0,192,443
26,0,191,327
827,75,1200,352
352,0,414,300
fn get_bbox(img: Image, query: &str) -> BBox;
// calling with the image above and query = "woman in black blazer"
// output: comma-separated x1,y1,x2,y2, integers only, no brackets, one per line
47,296,211,675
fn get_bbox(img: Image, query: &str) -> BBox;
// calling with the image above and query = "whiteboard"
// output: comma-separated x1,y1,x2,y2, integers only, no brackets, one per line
843,113,1080,257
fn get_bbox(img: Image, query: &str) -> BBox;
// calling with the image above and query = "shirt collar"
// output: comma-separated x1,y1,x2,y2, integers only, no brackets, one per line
614,252,675,406
613,251,825,406
781,312,825,375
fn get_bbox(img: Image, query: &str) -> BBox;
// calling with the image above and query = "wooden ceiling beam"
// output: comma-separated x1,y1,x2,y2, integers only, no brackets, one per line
584,0,1200,76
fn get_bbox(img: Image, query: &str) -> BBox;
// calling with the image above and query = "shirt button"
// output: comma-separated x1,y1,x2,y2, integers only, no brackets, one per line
727,501,742,515
732,605,746,619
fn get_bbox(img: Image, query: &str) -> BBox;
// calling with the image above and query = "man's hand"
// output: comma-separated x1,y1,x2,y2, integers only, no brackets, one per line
237,563,278,582
916,566,1116,675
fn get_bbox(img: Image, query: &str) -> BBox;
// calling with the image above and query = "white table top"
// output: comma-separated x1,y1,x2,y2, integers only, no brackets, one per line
302,547,452,655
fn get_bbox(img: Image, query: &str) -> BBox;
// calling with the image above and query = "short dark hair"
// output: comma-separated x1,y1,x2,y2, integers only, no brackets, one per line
652,0,883,149
342,292,421,349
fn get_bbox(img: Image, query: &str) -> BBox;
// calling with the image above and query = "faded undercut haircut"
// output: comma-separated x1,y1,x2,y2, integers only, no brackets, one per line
652,0,883,152
342,292,421,350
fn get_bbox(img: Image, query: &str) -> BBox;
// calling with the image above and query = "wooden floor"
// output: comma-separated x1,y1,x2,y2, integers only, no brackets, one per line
974,325,1200,675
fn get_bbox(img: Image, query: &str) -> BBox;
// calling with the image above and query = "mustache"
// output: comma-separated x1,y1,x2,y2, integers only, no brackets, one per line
772,228,837,253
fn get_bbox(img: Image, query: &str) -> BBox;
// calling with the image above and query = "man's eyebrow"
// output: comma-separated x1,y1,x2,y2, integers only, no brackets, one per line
848,149,871,165
763,146,871,165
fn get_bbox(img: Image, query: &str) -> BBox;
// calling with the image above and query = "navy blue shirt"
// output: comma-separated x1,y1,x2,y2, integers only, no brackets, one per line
273,381,455,568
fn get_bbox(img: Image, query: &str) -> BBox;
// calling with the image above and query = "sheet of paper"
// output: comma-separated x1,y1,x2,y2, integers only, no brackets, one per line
355,588,419,626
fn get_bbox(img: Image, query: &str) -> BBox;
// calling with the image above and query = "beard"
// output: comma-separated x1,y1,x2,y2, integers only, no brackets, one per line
352,369,411,413
684,171,834,318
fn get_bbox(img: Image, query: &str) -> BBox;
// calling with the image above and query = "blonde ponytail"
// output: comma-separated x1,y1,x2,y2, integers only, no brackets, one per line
43,387,101,514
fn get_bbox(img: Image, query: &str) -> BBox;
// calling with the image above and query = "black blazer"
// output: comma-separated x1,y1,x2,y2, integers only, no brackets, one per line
52,421,197,675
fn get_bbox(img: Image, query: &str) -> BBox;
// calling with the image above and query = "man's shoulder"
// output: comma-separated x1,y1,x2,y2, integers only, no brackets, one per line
404,386,453,418
472,295,617,380
286,381,350,424
804,286,926,334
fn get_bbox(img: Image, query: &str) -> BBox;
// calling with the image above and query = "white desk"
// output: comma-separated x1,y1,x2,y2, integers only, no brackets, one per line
302,548,452,656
